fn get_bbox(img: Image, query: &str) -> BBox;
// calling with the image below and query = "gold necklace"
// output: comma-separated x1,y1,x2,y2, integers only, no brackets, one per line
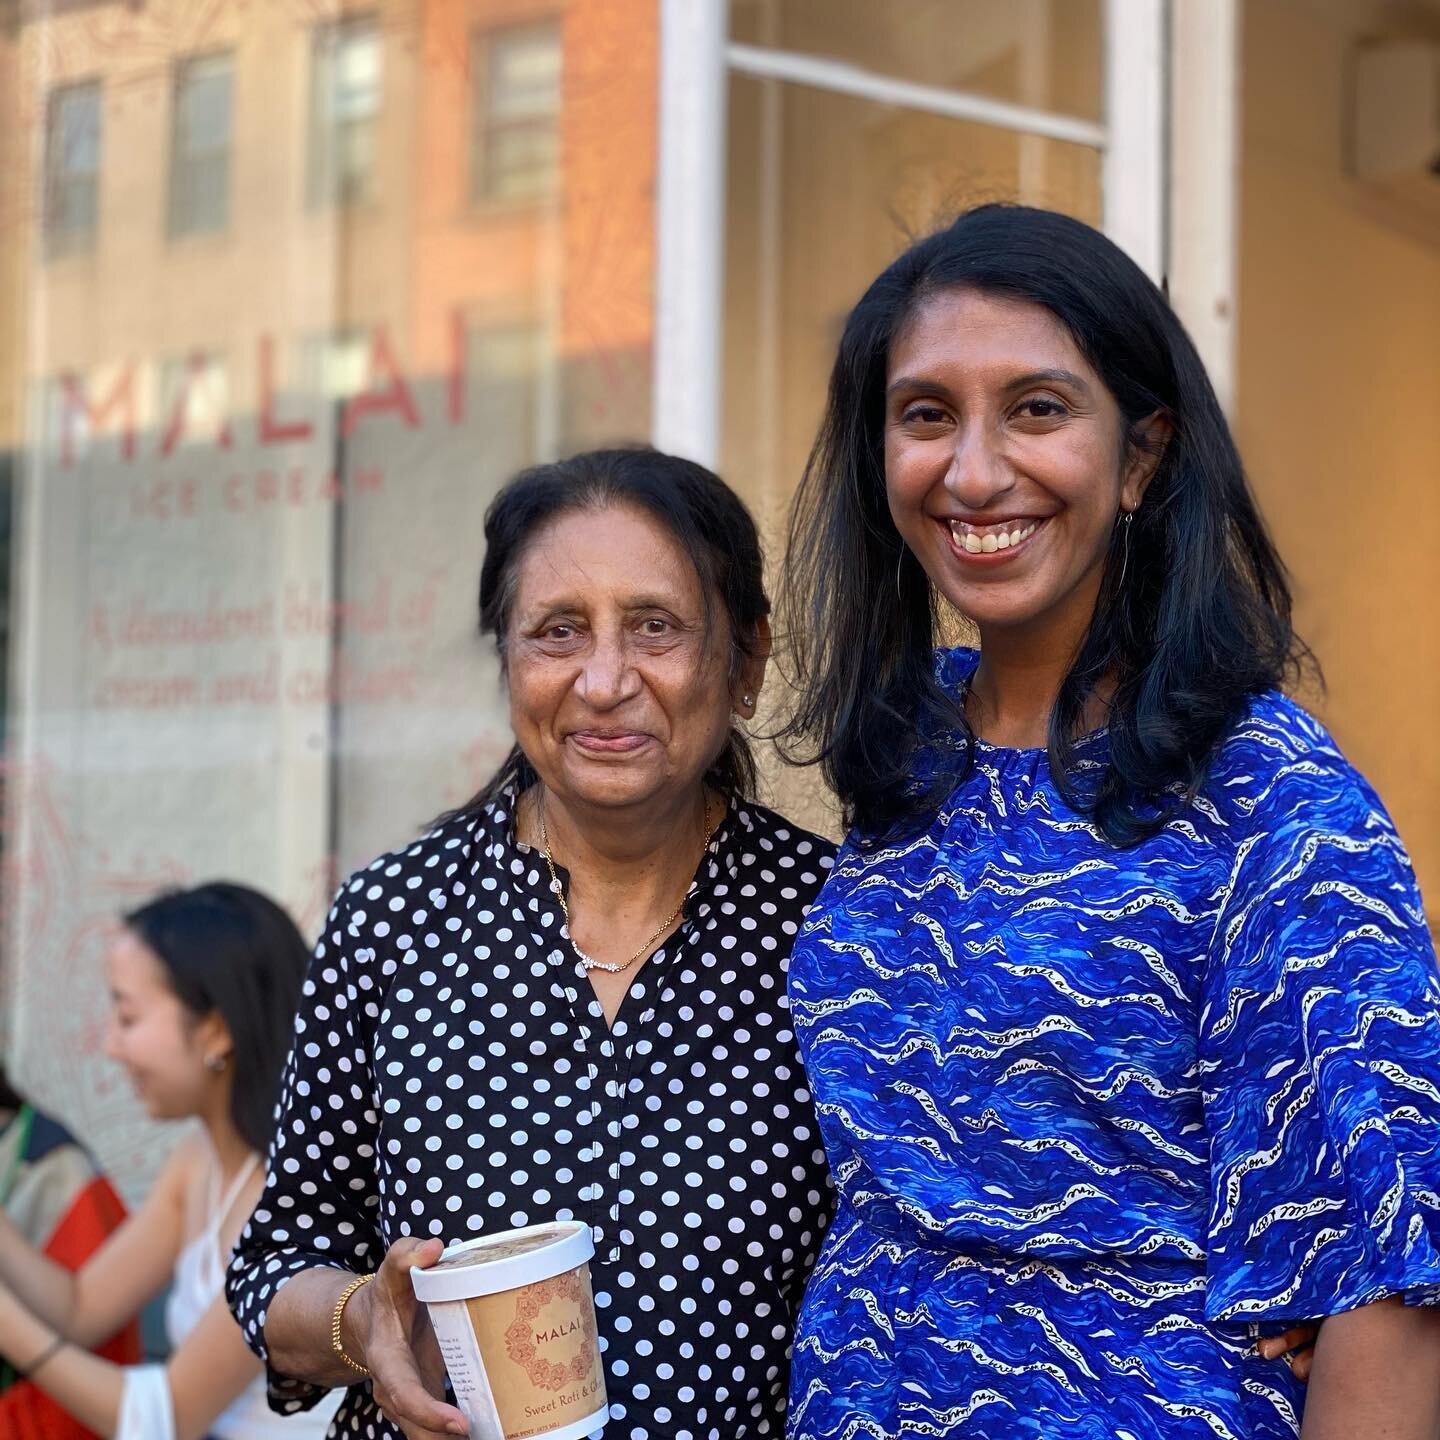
538,791,714,975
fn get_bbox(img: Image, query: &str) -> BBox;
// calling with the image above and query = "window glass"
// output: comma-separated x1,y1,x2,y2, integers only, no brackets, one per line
309,18,382,208
43,81,101,256
0,0,651,1195
475,21,563,203
721,59,1102,831
170,53,233,235
729,0,1104,122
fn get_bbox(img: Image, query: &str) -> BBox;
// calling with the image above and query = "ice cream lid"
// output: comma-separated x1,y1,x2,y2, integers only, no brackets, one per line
410,1220,595,1303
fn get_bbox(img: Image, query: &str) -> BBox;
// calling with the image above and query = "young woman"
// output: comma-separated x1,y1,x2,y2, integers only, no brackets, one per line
0,882,340,1440
779,205,1440,1438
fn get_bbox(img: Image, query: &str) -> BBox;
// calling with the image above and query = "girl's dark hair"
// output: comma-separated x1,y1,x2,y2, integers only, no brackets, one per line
447,446,769,818
124,882,310,1153
779,204,1309,846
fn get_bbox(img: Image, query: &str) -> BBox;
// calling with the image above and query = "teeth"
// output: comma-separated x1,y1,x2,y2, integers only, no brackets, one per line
950,519,1039,555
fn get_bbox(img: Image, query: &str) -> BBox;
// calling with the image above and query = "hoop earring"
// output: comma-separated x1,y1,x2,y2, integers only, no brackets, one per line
1116,510,1134,591
895,547,906,602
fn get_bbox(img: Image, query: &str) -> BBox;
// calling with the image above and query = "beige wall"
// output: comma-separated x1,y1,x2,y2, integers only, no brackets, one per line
1237,0,1440,914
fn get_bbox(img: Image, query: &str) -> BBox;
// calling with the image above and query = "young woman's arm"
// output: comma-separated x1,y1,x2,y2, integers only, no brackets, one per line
1299,1296,1440,1439
0,1142,190,1346
0,1273,260,1440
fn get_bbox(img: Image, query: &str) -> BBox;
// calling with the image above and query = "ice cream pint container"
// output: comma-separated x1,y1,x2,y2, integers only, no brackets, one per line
411,1221,607,1440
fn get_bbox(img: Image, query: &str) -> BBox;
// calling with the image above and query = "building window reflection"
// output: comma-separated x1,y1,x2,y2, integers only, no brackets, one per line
157,354,231,451
308,16,382,208
169,53,234,237
473,20,562,204
43,80,102,258
302,331,373,412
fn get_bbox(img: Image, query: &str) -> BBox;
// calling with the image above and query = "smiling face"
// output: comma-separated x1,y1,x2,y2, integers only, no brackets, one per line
104,927,229,1122
884,287,1163,640
506,504,755,814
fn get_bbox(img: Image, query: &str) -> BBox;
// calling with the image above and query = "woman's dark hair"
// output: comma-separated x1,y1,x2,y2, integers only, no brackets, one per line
124,882,310,1153
779,204,1309,846
447,446,769,818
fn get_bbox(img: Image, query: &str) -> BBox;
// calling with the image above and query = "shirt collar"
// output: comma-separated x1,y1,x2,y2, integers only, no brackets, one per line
469,781,746,901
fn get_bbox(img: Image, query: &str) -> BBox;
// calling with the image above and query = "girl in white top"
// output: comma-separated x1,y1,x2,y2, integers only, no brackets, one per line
0,883,342,1439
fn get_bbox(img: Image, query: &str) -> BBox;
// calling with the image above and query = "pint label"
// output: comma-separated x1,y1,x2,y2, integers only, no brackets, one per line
425,1299,505,1440
467,1264,608,1438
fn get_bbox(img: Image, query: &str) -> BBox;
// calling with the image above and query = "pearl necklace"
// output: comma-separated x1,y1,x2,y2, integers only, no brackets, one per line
538,791,714,975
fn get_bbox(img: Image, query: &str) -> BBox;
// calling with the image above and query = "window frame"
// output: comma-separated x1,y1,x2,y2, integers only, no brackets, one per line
305,13,383,211
42,78,103,260
167,50,235,239
653,0,1184,468
470,17,564,207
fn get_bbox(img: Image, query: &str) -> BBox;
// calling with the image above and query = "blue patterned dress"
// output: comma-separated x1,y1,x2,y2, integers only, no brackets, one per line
787,649,1440,1439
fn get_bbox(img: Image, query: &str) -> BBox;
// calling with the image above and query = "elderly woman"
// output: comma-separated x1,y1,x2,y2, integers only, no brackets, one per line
226,448,836,1439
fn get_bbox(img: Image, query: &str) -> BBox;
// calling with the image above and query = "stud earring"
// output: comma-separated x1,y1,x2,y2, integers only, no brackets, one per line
205,1053,229,1074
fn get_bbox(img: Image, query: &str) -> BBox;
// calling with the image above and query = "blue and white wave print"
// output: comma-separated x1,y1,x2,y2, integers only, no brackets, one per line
786,649,1440,1439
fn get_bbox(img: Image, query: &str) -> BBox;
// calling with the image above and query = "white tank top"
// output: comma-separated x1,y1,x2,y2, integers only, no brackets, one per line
165,1152,341,1440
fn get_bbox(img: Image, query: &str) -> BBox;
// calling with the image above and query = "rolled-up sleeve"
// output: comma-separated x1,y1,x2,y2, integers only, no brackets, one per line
226,883,385,1413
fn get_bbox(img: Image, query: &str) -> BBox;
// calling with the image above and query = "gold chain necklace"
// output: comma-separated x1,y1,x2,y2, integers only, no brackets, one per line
538,791,713,975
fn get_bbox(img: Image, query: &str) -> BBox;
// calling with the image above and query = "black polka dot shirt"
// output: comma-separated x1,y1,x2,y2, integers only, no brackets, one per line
226,789,837,1439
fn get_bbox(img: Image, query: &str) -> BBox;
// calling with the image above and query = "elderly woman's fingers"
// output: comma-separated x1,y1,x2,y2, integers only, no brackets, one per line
1288,1342,1315,1382
362,1237,466,1436
1257,1324,1319,1361
380,1235,446,1295
373,1368,468,1439
369,1334,467,1438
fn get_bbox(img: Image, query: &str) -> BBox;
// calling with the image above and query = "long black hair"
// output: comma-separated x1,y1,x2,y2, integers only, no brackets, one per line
779,204,1309,846
444,446,769,819
124,882,310,1153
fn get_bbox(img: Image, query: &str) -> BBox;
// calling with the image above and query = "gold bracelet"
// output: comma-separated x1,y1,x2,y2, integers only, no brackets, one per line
331,1272,374,1377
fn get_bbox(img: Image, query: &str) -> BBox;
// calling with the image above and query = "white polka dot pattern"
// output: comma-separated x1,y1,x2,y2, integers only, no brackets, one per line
227,791,836,1438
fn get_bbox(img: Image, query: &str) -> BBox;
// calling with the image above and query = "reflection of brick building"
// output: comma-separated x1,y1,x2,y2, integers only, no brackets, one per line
10,0,656,455
0,0,661,1196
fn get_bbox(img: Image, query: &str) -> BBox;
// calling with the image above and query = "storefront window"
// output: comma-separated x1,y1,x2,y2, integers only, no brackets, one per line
0,0,655,1192
22,0,1426,1210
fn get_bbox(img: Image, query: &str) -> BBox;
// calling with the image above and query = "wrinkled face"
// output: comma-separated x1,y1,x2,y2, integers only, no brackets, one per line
507,504,746,814
884,287,1160,637
104,929,219,1122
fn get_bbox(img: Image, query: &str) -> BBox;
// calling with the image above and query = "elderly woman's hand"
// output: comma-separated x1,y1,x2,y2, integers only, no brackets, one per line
1258,1322,1320,1380
346,1237,467,1439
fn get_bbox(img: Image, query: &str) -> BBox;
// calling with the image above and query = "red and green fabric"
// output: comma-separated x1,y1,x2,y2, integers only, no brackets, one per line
0,1105,141,1440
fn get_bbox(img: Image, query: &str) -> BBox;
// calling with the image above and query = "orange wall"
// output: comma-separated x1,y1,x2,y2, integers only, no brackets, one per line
1237,0,1440,914
409,0,658,375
